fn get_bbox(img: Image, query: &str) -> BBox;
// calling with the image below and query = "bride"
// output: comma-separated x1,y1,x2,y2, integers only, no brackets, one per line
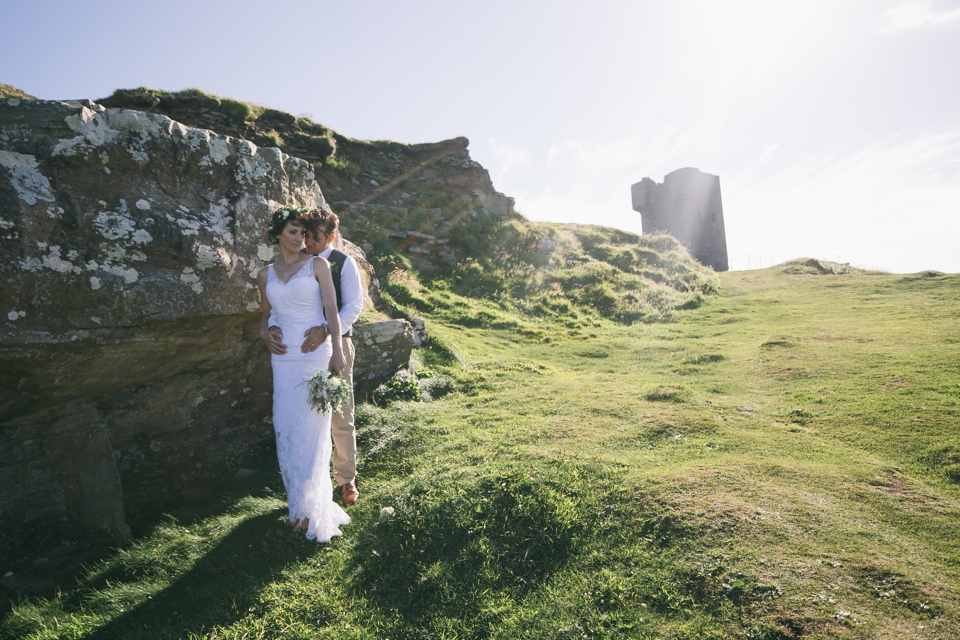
256,207,350,542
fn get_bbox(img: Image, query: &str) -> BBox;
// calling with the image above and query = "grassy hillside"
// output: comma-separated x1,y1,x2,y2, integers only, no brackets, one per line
382,225,718,329
5,264,959,639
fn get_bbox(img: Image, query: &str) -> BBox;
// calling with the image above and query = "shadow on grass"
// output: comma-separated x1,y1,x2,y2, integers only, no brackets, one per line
83,507,312,640
340,464,769,637
345,467,596,632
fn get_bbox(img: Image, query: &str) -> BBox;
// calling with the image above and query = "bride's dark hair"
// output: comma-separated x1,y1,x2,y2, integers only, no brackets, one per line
266,206,309,244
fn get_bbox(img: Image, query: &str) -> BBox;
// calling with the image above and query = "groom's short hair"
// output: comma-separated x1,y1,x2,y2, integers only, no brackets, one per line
305,207,339,240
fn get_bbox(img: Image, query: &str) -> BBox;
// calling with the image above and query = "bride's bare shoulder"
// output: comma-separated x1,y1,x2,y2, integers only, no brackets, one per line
257,264,272,283
311,255,331,274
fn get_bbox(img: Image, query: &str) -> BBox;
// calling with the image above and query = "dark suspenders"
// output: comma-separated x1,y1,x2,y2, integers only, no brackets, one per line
327,250,351,337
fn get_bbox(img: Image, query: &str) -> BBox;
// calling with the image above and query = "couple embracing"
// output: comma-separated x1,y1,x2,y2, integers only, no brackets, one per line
256,206,364,543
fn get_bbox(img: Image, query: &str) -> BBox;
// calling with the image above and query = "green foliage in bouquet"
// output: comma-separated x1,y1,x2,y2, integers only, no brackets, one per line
306,369,351,414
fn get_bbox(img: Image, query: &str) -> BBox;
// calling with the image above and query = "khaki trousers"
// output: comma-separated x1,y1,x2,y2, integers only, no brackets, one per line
332,335,357,486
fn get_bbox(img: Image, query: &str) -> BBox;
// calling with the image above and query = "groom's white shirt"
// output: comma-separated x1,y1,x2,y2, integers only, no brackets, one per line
268,248,365,335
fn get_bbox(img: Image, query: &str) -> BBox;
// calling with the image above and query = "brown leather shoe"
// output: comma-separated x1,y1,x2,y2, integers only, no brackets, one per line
340,482,359,506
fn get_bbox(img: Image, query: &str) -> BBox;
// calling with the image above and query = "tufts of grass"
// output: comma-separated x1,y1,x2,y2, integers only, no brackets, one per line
778,257,852,275
257,128,284,148
373,369,422,405
0,83,36,100
417,374,456,401
645,386,687,403
99,87,257,123
303,133,336,162
325,154,359,177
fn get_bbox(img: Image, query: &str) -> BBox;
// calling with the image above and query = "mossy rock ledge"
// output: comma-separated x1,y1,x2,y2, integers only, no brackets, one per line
0,99,413,564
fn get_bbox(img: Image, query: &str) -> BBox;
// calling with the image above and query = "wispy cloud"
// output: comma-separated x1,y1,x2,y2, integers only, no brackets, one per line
878,0,960,33
724,129,960,272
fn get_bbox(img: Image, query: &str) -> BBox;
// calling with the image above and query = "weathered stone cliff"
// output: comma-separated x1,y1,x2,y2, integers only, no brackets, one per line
96,88,517,272
0,98,413,565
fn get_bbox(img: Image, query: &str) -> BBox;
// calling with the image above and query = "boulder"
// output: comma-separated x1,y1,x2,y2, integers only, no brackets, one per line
353,320,416,386
0,99,409,561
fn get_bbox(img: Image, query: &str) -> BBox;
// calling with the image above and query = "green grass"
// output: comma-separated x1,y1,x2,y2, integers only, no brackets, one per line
0,84,35,100
99,87,257,122
97,87,337,164
374,222,718,331
4,265,960,639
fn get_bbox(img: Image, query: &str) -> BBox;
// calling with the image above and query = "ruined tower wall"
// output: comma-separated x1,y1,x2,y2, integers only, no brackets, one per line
630,167,729,271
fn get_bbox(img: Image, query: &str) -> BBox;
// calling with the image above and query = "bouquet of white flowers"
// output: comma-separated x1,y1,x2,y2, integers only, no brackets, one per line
306,369,351,414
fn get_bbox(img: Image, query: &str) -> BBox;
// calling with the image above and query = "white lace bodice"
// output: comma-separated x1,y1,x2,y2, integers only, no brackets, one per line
266,257,327,362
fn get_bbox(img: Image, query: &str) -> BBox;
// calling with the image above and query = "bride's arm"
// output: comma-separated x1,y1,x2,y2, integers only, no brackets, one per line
313,258,346,373
257,267,287,355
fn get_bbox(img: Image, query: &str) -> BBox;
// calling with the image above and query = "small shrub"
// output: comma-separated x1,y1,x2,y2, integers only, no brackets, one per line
256,108,296,125
176,87,212,100
356,404,406,456
326,155,360,178
683,353,725,365
780,258,851,275
371,251,412,278
296,117,328,136
676,291,705,309
944,464,960,484
418,375,456,401
536,295,572,316
220,98,253,122
448,259,509,299
575,348,609,359
98,86,164,110
374,370,422,405
761,338,792,348
303,134,336,162
259,129,283,148
646,387,686,403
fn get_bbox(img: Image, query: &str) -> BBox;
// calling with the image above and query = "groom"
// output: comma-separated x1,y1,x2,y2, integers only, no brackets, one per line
267,207,365,506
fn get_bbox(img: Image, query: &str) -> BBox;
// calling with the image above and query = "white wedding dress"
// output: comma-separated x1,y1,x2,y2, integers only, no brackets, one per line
266,257,350,542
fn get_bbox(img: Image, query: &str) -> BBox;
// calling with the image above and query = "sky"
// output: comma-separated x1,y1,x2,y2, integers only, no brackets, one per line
2,0,958,273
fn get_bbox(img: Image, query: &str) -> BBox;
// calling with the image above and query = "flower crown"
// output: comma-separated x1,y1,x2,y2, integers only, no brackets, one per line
266,206,309,244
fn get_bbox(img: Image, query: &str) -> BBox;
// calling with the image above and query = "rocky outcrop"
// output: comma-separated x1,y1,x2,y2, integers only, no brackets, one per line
353,320,416,386
324,135,516,268
331,234,381,311
0,98,410,561
94,89,516,271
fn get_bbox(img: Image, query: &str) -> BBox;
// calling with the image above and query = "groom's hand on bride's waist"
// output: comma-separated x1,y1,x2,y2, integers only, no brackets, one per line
301,325,330,353
260,326,287,355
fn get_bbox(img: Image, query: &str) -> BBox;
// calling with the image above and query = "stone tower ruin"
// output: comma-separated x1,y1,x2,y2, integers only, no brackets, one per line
631,167,729,271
